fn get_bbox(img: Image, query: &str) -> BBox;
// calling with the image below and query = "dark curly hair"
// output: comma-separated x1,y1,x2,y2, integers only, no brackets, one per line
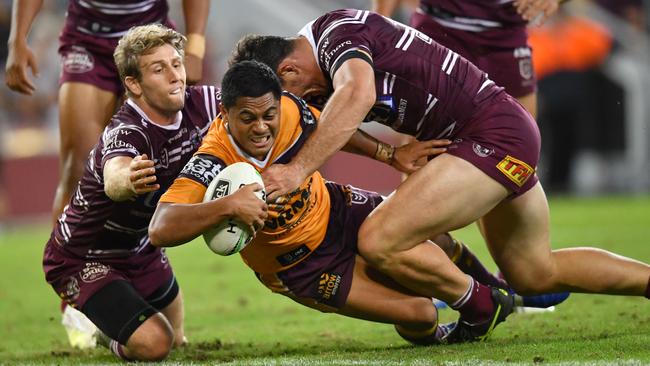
221,60,282,109
229,34,295,73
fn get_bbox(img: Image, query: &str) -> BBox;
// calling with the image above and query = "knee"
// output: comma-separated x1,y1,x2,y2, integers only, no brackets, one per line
504,269,558,295
357,222,394,271
432,233,456,258
127,316,174,361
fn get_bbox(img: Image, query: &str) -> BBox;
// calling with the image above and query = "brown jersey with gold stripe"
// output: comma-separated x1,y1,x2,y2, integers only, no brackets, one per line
161,93,331,274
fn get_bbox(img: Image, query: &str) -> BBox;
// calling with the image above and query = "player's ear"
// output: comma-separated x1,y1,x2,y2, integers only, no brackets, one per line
124,76,142,97
277,60,298,80
219,103,228,122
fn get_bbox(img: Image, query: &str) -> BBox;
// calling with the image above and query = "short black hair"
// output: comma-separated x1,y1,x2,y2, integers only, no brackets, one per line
221,60,282,109
229,34,295,73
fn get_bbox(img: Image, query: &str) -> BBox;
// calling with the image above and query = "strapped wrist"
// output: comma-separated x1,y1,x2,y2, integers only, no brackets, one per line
185,33,206,59
374,142,395,165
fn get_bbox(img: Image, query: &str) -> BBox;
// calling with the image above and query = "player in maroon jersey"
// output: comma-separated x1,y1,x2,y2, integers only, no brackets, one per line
230,9,650,343
372,0,565,117
5,0,210,349
5,0,209,224
42,24,265,361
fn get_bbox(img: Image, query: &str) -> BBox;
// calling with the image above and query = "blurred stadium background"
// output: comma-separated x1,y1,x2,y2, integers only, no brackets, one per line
1,0,649,224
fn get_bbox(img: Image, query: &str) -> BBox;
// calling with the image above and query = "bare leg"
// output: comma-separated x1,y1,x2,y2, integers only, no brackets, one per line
358,154,509,301
481,182,650,296
52,82,118,224
159,290,186,347
516,92,537,119
290,255,444,345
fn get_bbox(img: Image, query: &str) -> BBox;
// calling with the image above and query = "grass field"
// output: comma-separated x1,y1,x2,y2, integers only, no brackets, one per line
1,195,649,365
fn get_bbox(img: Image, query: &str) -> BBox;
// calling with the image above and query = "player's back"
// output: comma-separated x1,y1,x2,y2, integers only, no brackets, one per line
51,86,219,259
303,9,504,141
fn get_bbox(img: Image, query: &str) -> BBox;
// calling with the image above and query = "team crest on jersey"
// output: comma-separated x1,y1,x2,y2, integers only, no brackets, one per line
80,262,111,283
62,46,94,74
519,59,533,80
497,155,535,187
472,143,494,158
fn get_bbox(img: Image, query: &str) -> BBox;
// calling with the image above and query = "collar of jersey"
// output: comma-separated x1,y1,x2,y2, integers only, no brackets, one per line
127,99,183,130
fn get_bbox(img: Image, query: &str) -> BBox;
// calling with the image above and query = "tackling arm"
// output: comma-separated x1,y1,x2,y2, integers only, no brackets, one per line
343,130,451,174
290,58,376,179
103,155,159,202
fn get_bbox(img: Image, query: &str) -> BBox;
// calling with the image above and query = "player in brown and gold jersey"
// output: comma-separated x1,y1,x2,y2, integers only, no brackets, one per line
149,60,459,345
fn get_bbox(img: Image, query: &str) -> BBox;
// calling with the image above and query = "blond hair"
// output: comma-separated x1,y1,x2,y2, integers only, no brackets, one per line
114,24,186,93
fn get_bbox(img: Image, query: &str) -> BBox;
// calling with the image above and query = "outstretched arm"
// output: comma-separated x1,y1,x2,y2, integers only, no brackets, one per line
5,0,43,95
181,0,210,84
149,183,267,247
263,58,376,201
103,154,160,202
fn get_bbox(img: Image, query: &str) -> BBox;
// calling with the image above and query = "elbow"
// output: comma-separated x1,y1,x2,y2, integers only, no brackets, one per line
148,221,165,247
148,210,170,247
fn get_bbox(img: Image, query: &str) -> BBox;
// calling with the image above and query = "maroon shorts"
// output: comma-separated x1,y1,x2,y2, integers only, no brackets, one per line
58,39,123,95
447,93,541,196
43,239,174,309
256,183,383,311
411,12,536,98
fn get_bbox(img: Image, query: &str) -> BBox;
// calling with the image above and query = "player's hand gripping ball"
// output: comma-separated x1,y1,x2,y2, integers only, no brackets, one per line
202,162,265,255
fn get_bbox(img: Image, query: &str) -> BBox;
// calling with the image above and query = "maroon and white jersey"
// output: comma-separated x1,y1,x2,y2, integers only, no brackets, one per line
299,9,504,140
51,85,220,259
63,0,171,38
415,0,527,46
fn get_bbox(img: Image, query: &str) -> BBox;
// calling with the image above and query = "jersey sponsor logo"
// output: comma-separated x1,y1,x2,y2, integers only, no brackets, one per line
265,177,314,232
80,262,111,283
472,143,494,158
497,155,535,187
102,128,138,155
276,244,311,267
318,272,342,301
322,40,352,69
62,46,94,74
179,154,224,187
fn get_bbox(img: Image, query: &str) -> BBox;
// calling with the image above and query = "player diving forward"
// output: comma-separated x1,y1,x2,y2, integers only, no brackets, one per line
150,61,560,344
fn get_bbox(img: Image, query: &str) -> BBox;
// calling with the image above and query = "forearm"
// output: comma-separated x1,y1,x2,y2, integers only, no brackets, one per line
104,169,135,202
343,129,394,165
291,84,374,176
182,0,209,35
372,0,401,16
8,0,43,44
149,201,232,247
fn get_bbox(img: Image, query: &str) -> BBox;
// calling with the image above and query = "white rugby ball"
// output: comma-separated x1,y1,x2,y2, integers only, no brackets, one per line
202,162,265,256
